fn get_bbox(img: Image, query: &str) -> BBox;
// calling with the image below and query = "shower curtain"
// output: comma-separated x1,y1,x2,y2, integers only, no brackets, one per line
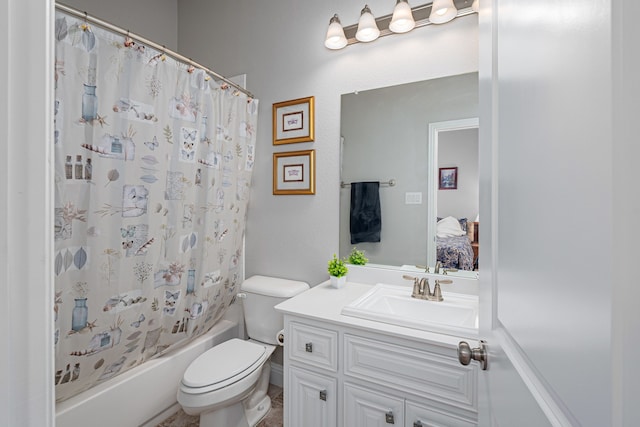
53,12,258,402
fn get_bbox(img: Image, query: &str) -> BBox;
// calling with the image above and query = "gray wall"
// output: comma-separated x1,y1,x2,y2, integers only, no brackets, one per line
339,75,478,267
178,0,479,286
61,0,178,50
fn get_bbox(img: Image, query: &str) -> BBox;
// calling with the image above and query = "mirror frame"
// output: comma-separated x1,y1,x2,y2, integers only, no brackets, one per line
426,117,480,268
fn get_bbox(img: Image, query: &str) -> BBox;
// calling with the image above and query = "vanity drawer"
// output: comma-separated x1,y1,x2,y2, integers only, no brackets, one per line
344,382,404,427
343,334,477,412
289,322,338,372
406,400,477,427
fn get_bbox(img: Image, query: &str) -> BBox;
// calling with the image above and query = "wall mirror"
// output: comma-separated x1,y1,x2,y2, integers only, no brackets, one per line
339,72,479,278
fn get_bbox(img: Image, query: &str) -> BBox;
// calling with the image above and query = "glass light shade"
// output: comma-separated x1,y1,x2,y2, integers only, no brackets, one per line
355,5,380,42
324,14,348,49
429,0,457,24
472,0,479,12
389,0,415,34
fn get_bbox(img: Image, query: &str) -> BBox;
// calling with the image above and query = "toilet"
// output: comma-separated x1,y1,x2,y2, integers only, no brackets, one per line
177,275,309,427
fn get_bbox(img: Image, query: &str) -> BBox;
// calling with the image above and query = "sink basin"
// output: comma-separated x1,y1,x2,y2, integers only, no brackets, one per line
341,283,478,337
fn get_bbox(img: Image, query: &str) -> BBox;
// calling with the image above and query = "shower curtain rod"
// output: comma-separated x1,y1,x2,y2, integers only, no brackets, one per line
55,2,255,99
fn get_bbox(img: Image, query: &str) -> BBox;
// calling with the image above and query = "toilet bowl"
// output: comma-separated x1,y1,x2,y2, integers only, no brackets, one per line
178,338,275,427
177,275,309,427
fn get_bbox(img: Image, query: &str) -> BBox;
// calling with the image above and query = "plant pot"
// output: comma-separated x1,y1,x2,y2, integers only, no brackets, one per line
330,275,347,289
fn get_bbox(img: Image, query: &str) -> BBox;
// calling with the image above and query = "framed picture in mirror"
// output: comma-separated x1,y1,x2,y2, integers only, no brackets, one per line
272,96,315,145
439,167,458,190
273,149,315,195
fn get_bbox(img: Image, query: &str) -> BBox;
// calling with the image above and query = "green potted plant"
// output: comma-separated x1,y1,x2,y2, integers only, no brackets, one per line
327,254,348,288
348,247,368,265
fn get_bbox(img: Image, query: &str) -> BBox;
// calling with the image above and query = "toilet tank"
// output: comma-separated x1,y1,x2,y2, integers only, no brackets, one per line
241,275,309,345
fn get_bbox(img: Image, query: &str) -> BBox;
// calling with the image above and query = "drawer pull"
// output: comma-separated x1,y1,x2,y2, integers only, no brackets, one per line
305,342,313,353
385,410,395,424
319,389,327,401
413,422,424,427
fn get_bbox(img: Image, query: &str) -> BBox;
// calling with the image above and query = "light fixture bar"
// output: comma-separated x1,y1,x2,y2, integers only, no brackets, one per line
342,0,476,46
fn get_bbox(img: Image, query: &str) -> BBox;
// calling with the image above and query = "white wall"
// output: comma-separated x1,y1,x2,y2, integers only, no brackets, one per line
178,0,479,286
61,0,178,50
437,128,478,220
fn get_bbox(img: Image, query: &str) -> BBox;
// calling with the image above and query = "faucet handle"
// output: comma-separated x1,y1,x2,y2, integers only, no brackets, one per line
432,279,452,302
402,274,418,282
432,283,444,301
411,277,423,298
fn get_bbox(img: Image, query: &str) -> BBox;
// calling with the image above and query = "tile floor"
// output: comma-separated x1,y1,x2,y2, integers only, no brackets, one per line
156,385,283,427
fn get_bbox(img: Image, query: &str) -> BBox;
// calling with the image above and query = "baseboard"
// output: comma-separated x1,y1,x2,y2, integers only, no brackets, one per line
270,362,283,388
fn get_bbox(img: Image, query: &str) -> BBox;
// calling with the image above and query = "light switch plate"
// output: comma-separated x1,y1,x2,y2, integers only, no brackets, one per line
405,192,422,205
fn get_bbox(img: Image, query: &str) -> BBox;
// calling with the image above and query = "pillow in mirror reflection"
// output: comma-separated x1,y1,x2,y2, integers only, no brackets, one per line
437,216,467,238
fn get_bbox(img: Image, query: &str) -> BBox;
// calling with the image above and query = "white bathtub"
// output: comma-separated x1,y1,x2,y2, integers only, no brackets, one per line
56,317,240,427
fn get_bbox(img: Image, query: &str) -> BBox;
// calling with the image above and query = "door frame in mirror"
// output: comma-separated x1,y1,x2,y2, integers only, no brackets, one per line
427,117,480,267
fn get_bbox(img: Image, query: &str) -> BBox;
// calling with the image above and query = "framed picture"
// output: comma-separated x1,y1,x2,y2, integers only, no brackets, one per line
272,96,315,145
439,167,458,190
273,149,315,195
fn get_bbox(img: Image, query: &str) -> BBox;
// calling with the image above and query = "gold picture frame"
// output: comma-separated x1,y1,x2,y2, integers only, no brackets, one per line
272,96,315,145
273,149,316,195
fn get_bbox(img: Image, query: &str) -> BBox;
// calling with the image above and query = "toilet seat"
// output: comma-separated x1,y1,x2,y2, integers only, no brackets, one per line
180,339,267,395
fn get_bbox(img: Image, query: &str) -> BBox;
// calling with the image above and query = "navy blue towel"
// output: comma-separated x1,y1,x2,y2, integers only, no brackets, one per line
350,182,381,244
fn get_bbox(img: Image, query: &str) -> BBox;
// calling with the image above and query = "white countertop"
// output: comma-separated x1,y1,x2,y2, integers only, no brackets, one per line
275,280,473,348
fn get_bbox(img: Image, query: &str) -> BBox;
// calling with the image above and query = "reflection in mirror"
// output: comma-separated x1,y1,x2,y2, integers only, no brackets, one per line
426,119,479,274
339,73,478,278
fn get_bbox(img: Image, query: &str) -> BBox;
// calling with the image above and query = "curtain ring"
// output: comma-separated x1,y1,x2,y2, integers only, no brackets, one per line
124,31,134,47
81,11,90,31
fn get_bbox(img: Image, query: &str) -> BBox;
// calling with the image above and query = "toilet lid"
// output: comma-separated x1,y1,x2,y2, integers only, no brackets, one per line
182,339,266,389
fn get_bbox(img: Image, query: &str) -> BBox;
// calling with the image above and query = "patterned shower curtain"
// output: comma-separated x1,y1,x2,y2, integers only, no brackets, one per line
53,12,258,402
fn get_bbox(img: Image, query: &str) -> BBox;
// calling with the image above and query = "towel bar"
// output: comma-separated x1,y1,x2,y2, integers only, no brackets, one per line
340,179,396,188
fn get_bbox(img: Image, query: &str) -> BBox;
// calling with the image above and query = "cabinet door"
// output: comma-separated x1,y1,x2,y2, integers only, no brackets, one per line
288,366,337,427
406,400,477,427
344,383,404,427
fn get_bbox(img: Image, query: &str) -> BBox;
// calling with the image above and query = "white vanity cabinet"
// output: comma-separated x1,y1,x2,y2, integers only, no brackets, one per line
286,321,339,427
288,366,337,427
281,311,478,427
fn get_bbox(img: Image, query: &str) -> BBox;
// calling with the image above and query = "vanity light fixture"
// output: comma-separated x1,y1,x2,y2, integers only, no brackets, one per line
324,0,477,50
389,0,416,33
325,14,348,49
429,0,457,24
355,5,381,42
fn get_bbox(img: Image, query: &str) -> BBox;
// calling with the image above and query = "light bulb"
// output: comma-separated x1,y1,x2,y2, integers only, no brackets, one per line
389,0,415,34
324,14,347,49
355,5,380,42
429,0,457,24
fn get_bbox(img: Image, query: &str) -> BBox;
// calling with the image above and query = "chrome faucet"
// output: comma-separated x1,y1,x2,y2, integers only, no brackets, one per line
403,275,452,302
434,261,442,274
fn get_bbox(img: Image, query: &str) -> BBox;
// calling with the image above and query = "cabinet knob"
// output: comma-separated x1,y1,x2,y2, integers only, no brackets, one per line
458,340,488,370
385,410,395,424
305,342,313,353
413,422,424,427
319,389,327,401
